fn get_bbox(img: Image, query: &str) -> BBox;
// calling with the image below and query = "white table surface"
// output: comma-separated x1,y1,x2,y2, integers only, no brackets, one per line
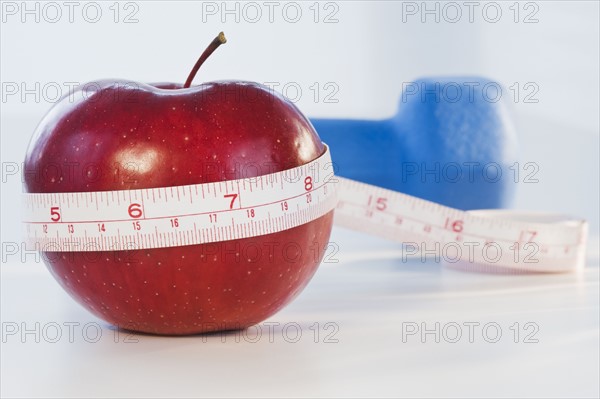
1,226,598,398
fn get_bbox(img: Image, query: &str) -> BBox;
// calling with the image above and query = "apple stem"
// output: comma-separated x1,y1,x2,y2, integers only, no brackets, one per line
183,32,227,89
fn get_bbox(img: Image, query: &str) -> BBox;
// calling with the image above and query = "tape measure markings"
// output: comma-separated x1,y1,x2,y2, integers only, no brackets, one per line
337,178,584,246
23,181,331,225
23,146,337,252
339,198,580,247
333,176,586,272
25,186,337,251
22,145,588,272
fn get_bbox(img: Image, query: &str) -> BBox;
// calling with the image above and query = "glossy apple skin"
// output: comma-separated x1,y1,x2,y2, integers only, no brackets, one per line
24,81,334,335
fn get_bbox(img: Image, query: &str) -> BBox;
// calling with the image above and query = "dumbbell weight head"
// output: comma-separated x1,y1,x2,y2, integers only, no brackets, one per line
310,77,518,210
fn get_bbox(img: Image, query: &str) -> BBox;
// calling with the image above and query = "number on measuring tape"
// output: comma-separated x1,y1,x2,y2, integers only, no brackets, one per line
128,203,143,218
224,193,238,209
50,207,60,222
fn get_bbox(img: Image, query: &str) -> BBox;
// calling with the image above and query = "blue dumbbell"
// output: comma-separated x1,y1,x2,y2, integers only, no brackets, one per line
310,77,517,210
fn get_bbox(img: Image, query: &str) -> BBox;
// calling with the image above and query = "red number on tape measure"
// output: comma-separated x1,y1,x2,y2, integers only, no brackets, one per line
304,176,313,191
128,203,143,219
224,193,238,209
368,196,388,211
444,218,464,233
50,206,60,222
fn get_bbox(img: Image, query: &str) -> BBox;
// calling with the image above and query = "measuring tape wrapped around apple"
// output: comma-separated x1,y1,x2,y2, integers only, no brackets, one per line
22,33,588,335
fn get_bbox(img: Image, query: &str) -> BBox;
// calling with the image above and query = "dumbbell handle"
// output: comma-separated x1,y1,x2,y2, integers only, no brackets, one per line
309,118,402,186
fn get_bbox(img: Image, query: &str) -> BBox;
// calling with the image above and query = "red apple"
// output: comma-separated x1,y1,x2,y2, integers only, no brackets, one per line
24,33,334,335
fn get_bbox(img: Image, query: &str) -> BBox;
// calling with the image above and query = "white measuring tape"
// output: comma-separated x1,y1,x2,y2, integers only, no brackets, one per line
23,145,588,273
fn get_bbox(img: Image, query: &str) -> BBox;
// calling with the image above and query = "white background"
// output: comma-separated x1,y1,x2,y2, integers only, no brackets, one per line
1,1,599,398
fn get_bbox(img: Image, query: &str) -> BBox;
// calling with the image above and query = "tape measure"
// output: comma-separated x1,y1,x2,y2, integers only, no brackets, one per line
22,145,588,273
